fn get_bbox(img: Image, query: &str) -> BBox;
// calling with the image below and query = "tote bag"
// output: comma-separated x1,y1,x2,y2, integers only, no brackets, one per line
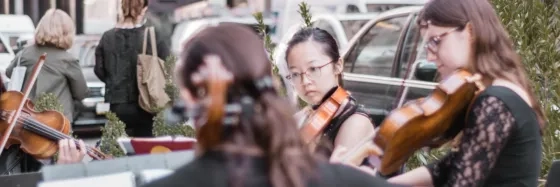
7,49,27,92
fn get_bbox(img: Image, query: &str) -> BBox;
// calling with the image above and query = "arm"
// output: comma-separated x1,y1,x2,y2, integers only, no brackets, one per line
6,51,21,78
332,114,375,160
390,96,515,186
65,59,88,100
94,38,106,82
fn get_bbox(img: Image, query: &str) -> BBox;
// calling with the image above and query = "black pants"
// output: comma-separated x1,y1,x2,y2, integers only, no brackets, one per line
110,103,154,137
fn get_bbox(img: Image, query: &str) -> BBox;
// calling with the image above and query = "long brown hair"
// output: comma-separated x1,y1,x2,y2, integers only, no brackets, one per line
180,23,316,187
418,0,546,133
120,0,147,22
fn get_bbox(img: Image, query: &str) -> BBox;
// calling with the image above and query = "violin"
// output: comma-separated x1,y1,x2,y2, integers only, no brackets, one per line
299,87,349,144
373,69,485,175
0,54,110,160
336,69,485,176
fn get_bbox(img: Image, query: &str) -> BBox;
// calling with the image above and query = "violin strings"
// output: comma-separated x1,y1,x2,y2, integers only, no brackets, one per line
0,112,105,159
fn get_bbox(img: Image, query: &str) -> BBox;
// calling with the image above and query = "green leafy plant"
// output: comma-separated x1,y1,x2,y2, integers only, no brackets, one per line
492,0,560,183
34,93,64,113
99,112,128,158
152,55,196,137
163,55,180,101
253,12,288,98
33,93,73,161
298,2,313,27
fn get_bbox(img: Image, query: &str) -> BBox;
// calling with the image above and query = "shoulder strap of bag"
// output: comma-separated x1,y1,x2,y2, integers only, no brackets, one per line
16,48,26,67
142,27,150,55
149,27,158,58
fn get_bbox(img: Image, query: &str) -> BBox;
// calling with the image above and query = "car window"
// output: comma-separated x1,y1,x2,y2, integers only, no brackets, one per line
346,5,361,13
0,39,8,54
398,15,423,78
340,20,370,40
344,15,409,77
366,4,410,13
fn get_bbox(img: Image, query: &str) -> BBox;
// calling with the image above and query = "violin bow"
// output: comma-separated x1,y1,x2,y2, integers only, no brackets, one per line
0,53,47,155
395,29,423,108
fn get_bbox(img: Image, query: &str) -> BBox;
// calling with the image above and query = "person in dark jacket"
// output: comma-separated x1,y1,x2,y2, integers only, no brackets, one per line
94,0,170,137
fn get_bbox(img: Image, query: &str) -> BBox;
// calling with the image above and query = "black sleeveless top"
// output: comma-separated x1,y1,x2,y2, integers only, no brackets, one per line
311,87,405,178
427,86,542,186
311,87,373,157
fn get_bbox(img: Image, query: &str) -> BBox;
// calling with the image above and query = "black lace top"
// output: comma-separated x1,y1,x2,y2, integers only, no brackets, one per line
427,86,542,187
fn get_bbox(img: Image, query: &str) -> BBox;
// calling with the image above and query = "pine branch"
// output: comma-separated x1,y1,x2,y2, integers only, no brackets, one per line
252,12,278,74
34,93,64,113
100,112,128,157
298,2,313,27
253,11,289,97
152,55,196,137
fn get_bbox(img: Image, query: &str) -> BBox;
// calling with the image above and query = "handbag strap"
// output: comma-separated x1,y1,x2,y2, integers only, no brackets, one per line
142,26,158,57
16,48,26,67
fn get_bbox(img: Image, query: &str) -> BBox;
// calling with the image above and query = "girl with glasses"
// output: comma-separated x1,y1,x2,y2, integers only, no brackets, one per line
284,28,380,169
384,0,544,186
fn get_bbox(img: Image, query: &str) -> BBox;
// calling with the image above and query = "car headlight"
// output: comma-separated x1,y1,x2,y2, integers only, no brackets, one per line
100,87,105,96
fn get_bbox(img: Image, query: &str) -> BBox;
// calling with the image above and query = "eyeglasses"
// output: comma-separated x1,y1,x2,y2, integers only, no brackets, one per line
424,27,461,54
285,61,334,85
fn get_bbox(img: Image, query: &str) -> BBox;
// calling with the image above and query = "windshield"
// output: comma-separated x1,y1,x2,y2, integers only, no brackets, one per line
340,19,370,40
0,39,9,54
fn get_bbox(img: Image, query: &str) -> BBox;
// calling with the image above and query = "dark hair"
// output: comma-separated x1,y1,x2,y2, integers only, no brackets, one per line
285,27,340,63
180,23,316,187
285,27,342,84
418,0,546,133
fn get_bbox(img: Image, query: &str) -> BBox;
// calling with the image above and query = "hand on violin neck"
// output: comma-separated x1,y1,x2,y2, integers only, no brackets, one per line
56,139,86,165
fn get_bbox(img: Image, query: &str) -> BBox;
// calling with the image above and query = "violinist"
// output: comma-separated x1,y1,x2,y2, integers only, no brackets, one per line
383,0,544,186
142,23,400,187
283,28,381,166
0,75,87,175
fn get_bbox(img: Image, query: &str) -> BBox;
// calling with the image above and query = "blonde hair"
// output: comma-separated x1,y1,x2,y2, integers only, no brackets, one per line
34,9,75,50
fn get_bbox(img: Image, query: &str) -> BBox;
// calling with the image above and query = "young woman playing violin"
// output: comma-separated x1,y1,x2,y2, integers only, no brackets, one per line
142,23,401,187
0,76,87,175
379,0,544,186
284,28,377,161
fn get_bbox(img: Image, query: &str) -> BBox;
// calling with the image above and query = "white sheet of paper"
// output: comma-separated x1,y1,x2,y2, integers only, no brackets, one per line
38,172,136,187
96,103,110,115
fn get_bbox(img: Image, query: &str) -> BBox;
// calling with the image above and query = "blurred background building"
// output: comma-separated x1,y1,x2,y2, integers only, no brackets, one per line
0,0,262,35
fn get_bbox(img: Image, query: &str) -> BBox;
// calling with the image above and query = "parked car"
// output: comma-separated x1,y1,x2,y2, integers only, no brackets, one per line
0,32,15,83
341,6,437,125
358,0,427,13
0,15,35,49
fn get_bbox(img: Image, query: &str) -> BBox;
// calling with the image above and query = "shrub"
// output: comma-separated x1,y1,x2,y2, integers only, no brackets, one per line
492,0,560,182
